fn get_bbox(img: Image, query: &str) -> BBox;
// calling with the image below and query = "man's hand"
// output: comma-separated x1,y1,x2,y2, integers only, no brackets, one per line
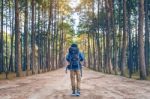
65,67,68,74
65,69,67,74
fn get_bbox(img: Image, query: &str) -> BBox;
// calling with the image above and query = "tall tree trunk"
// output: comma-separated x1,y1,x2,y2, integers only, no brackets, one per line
118,0,123,72
55,1,58,69
135,18,139,72
31,0,35,74
9,2,14,72
127,1,134,78
92,0,96,70
97,0,101,71
144,0,149,76
47,0,53,71
52,10,54,70
0,0,4,72
128,10,133,78
121,0,128,76
103,29,106,72
105,0,112,73
43,9,47,72
92,34,96,70
24,0,30,75
138,0,147,79
112,0,118,75
53,0,57,69
15,0,22,76
37,4,41,73
6,1,8,72
59,16,64,68
102,0,106,72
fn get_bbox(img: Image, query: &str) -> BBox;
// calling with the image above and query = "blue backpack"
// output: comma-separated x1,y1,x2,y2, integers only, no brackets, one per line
68,47,80,69
66,47,83,77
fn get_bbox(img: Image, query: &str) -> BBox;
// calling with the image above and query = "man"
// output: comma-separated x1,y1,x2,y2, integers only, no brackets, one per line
66,44,84,96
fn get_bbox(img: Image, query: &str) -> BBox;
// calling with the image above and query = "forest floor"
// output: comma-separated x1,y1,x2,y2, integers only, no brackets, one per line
0,67,150,99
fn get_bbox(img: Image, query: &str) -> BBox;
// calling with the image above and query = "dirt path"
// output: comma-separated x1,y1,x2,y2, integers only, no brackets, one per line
0,68,150,99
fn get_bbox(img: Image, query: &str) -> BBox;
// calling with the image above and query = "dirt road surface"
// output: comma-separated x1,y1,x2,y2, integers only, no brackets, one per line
0,68,150,99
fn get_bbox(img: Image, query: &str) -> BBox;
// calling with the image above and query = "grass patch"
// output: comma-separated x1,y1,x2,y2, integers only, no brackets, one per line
147,76,150,80
7,72,16,80
91,67,150,81
0,73,6,80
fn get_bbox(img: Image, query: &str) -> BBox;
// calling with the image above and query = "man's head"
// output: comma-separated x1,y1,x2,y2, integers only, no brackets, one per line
71,43,78,48
69,43,79,54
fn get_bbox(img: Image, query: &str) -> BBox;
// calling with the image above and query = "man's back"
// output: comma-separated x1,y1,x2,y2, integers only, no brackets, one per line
65,43,84,96
66,47,84,70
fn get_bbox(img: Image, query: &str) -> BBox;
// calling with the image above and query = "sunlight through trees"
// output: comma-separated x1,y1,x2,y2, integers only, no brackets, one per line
0,0,150,80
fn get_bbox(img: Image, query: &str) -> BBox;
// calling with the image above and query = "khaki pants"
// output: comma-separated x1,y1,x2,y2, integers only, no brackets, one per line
70,70,81,91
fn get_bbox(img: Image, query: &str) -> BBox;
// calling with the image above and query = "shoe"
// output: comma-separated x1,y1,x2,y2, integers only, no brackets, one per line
71,90,76,96
76,90,80,96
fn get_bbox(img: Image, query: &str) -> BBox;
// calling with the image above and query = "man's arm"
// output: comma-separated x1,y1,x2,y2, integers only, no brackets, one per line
79,52,84,77
79,52,84,61
65,54,70,73
66,54,70,62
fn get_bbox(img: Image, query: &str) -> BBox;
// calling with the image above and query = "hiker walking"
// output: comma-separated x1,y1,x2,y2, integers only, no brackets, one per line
66,44,84,96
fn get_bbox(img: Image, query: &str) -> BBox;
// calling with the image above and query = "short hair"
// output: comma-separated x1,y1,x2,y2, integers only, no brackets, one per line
71,43,78,47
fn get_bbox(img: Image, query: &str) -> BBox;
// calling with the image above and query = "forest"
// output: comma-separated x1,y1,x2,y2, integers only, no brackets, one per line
0,0,150,81
77,0,150,80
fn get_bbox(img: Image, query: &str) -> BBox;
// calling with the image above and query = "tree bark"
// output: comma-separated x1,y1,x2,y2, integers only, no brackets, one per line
24,0,30,75
31,0,36,74
9,3,15,72
144,0,149,76
0,0,4,72
138,0,147,79
15,0,22,76
121,0,128,76
105,0,112,74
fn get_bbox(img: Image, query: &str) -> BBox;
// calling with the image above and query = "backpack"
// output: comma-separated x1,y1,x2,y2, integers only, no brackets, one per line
66,47,83,77
68,47,80,68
